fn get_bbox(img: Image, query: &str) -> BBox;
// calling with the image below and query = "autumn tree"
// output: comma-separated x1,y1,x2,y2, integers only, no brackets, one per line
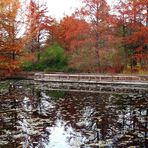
52,16,100,72
0,0,26,75
54,16,90,52
75,0,112,69
115,0,148,72
26,0,55,61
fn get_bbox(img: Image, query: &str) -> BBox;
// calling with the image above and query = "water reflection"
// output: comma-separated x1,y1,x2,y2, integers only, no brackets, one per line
0,80,147,148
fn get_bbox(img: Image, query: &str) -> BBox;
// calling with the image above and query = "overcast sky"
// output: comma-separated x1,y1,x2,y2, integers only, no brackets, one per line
46,0,118,20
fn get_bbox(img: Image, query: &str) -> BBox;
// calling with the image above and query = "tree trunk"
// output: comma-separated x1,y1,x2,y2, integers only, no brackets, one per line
146,5,148,27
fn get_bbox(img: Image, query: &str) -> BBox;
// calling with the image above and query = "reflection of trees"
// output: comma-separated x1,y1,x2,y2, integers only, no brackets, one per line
55,92,148,147
0,81,57,148
0,81,147,147
0,82,25,147
113,94,148,147
56,92,118,147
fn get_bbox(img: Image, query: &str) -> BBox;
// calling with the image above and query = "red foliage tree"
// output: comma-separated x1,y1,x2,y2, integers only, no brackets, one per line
54,16,90,52
116,0,148,71
74,0,113,71
26,0,55,61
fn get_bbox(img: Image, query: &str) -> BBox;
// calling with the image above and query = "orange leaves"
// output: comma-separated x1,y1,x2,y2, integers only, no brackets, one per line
0,0,26,74
76,0,112,50
54,16,90,52
0,55,20,70
26,0,55,53
125,24,147,43
116,0,148,70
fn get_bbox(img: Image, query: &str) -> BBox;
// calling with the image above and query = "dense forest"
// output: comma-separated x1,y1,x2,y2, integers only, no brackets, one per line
0,0,148,76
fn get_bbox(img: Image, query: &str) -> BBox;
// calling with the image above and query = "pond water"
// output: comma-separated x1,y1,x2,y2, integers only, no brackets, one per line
0,80,148,148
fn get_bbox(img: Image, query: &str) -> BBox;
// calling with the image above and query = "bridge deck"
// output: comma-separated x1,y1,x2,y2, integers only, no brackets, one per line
34,73,148,83
33,73,148,93
2,72,147,94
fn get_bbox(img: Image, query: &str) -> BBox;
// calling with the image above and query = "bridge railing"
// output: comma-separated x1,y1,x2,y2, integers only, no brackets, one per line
34,73,148,82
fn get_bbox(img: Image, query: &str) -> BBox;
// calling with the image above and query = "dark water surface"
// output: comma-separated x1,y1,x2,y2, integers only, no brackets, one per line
0,80,148,148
